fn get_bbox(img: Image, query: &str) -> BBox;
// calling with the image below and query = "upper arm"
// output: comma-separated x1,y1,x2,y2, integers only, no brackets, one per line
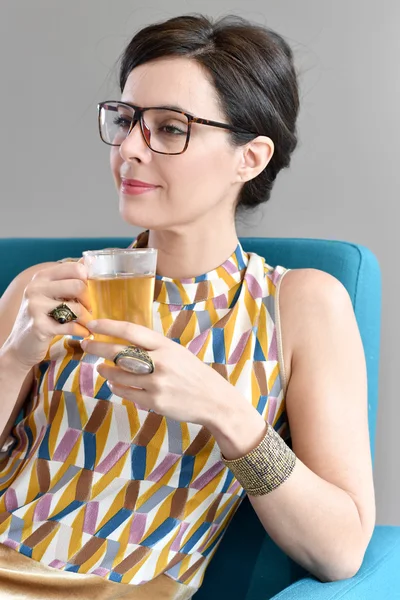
279,268,375,540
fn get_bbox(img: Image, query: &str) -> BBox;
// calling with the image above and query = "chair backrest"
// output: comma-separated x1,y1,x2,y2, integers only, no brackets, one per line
0,236,382,599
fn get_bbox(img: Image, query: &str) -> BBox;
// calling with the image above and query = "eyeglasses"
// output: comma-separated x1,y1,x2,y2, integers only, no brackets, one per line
98,100,259,155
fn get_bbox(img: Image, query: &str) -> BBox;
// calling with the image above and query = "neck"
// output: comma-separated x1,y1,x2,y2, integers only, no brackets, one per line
147,224,240,279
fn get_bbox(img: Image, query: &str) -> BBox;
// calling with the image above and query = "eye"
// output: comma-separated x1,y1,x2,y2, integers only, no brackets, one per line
159,123,186,135
144,109,189,137
113,115,132,130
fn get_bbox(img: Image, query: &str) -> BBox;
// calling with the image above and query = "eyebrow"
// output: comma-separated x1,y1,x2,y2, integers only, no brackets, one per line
162,103,193,115
121,100,194,117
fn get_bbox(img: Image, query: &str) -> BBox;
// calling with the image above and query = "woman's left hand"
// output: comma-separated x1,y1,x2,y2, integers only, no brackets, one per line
80,318,236,426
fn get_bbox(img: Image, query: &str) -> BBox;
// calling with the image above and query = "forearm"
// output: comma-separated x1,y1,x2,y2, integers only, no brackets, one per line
206,396,371,583
0,346,33,449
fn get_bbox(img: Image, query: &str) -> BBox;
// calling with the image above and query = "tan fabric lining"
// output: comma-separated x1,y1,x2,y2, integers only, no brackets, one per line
0,543,195,600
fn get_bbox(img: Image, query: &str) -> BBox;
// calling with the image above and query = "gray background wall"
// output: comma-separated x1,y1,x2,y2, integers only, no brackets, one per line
0,1,398,525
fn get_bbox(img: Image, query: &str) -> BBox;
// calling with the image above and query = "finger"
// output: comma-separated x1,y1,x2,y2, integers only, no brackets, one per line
96,362,153,389
55,321,92,339
80,338,155,364
34,311,91,339
44,279,92,312
107,381,151,409
43,297,92,328
33,261,88,283
86,319,164,351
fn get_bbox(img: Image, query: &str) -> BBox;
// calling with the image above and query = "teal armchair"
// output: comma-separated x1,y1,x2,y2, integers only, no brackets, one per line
1,237,399,599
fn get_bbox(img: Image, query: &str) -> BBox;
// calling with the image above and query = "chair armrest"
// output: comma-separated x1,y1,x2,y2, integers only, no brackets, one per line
266,526,400,600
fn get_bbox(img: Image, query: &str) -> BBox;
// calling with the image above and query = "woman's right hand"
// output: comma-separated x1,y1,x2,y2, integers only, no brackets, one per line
2,261,92,370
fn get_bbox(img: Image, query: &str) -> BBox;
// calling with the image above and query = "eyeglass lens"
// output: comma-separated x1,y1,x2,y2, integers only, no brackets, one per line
99,102,189,153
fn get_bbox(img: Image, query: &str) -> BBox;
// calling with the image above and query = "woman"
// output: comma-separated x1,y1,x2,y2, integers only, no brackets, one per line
0,13,375,600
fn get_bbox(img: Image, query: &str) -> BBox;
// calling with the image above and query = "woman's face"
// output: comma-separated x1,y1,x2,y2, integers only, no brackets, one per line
110,57,245,231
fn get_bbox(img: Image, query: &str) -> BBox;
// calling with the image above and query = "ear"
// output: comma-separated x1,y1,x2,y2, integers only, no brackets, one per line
235,136,275,183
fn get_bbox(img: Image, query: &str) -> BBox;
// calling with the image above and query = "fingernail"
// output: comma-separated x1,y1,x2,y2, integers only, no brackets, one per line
80,334,94,348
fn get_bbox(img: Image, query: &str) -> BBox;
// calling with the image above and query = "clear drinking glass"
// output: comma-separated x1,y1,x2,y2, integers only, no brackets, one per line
82,248,158,345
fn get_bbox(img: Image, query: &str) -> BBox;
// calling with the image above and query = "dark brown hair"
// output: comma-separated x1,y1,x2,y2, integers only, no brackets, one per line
119,14,300,212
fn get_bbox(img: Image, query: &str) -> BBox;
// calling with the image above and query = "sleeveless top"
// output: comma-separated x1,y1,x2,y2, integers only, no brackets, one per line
0,231,290,597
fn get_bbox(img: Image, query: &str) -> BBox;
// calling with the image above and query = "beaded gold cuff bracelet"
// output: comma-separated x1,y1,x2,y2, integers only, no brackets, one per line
221,424,296,496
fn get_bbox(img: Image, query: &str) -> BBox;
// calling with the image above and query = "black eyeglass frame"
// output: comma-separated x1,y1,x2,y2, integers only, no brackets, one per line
97,100,260,155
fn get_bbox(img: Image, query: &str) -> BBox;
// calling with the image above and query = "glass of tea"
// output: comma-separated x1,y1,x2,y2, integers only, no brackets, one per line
82,247,158,345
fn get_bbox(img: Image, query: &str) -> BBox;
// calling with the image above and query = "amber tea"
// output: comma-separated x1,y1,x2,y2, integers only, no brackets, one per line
88,273,155,344
82,247,158,346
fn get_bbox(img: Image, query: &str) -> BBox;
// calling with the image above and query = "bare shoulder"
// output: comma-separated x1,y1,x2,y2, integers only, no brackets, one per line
279,267,350,314
278,268,353,383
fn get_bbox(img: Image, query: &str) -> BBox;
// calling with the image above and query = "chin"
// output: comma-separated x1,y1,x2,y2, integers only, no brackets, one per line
118,193,197,230
119,206,188,231
118,202,160,229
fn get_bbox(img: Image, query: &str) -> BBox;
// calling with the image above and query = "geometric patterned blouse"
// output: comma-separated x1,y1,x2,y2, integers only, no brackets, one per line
0,231,290,599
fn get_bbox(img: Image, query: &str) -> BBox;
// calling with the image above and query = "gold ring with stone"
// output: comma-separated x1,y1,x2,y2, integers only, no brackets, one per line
48,303,78,324
113,346,155,375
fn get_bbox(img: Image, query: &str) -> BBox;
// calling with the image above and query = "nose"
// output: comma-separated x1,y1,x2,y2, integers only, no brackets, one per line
119,119,152,162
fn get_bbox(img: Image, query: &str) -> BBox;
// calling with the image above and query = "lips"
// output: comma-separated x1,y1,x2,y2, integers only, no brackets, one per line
121,178,158,189
120,178,159,196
